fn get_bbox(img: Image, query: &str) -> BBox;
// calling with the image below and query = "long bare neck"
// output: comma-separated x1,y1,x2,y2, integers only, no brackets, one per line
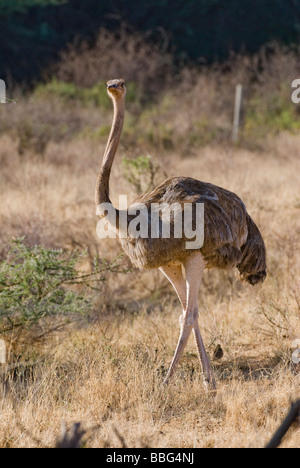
95,95,125,206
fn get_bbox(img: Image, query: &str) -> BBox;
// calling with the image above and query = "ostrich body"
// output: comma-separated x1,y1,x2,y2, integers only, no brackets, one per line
95,79,267,389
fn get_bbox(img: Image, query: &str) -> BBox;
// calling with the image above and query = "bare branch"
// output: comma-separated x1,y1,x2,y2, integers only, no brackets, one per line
265,400,300,448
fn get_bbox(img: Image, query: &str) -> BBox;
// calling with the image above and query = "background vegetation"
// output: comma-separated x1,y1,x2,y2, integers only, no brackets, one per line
0,0,299,448
1,0,300,84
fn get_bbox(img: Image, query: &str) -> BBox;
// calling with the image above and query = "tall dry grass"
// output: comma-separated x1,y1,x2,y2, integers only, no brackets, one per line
0,128,299,447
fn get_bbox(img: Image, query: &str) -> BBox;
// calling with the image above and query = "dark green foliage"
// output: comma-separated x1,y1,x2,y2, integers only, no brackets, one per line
0,0,63,15
1,0,300,84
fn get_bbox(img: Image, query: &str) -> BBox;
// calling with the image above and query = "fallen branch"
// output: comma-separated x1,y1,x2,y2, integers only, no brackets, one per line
265,400,300,448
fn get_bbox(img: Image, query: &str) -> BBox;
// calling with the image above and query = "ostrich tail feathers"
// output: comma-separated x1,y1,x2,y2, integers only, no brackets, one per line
237,214,267,286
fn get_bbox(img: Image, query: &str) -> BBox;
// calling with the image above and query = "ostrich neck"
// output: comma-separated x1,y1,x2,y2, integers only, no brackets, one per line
95,96,124,206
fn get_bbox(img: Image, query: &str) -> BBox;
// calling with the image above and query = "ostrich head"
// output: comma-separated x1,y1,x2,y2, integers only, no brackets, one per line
106,79,126,99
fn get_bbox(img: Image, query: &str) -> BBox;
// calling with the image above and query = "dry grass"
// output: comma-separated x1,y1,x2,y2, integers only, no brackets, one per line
1,317,299,448
0,125,299,447
53,27,174,96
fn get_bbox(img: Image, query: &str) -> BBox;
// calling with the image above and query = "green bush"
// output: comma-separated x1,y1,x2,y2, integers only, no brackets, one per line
244,92,300,137
0,238,126,334
122,154,167,194
34,79,140,108
35,79,85,103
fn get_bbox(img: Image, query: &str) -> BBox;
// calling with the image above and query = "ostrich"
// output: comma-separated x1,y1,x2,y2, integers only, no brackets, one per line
95,79,266,390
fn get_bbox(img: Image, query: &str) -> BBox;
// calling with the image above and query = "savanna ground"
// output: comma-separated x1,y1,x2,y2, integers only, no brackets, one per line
0,33,299,447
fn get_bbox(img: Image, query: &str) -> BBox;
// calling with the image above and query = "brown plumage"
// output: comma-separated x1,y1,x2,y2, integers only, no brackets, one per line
95,79,267,390
121,177,266,283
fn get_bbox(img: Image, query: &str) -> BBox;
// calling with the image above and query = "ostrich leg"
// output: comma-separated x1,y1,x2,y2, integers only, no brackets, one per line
193,321,216,389
161,253,216,389
159,263,187,310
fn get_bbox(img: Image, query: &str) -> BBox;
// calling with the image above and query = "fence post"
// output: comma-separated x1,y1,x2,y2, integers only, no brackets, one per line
0,339,6,364
232,84,243,142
